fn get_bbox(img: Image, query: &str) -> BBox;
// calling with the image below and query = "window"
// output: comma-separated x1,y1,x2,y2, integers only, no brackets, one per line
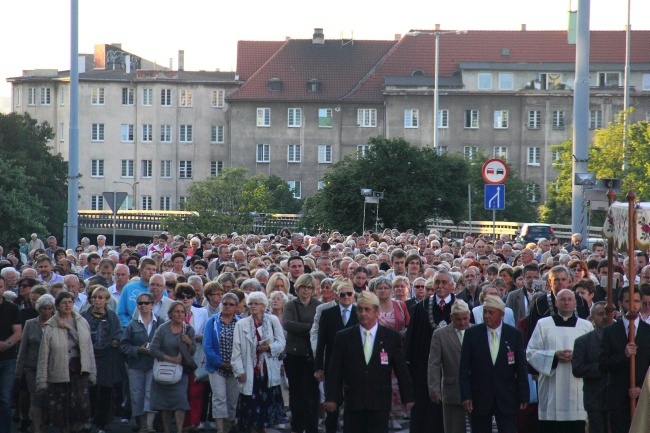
40,87,51,105
179,161,193,179
597,72,620,87
478,73,492,90
528,110,541,129
160,196,172,211
121,124,135,142
536,73,562,90
287,145,301,163
287,108,302,127
27,88,36,105
526,182,541,203
493,110,509,129
268,78,282,92
256,144,270,163
287,181,301,199
437,109,449,128
318,145,332,163
211,90,225,108
91,88,105,105
160,160,172,178
527,147,541,166
643,74,650,91
552,111,565,130
91,160,104,177
160,125,172,143
499,73,514,90
59,123,65,142
493,146,508,161
464,110,479,128
356,145,371,158
179,125,193,143
463,146,478,159
357,109,377,127
141,124,153,142
160,89,172,106
404,109,419,128
121,88,135,105
15,87,21,107
318,108,332,128
59,90,65,106
91,195,104,211
141,196,152,211
590,110,603,129
142,88,153,106
211,125,224,144
307,79,321,93
437,146,448,155
119,196,134,211
91,123,105,142
179,90,193,107
121,160,134,178
210,161,223,176
141,160,153,178
552,150,562,161
178,197,189,211
257,108,271,127
317,181,325,190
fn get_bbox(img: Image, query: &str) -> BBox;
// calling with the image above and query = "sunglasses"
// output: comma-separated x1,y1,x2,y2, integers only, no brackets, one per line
19,284,32,288
339,292,354,297
137,301,153,306
550,243,559,246
176,294,194,300
413,285,425,289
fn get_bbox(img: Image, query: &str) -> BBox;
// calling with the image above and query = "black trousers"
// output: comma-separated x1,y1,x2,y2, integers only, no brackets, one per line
89,385,113,429
609,408,631,433
344,409,389,433
284,354,319,433
409,380,444,433
471,403,516,433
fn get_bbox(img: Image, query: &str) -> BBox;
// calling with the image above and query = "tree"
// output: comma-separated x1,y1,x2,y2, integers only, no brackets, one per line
539,138,573,224
0,159,48,243
163,168,301,234
299,136,470,233
0,113,68,241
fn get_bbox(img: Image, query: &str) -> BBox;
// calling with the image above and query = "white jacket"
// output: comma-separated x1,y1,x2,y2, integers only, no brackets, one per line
231,313,285,395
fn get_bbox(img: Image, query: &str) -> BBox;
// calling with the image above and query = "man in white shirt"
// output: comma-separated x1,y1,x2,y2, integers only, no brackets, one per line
109,264,130,302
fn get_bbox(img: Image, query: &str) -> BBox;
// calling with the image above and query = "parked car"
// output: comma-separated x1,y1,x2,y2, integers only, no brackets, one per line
516,223,554,244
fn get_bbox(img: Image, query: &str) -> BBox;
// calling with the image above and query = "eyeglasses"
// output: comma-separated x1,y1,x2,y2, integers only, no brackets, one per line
222,302,236,307
176,294,194,300
137,301,153,306
413,285,425,289
339,292,354,297
550,243,559,246
19,284,32,288
76,249,83,253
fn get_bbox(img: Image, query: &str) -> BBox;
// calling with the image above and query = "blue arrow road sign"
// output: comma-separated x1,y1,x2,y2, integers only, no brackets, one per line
485,184,505,210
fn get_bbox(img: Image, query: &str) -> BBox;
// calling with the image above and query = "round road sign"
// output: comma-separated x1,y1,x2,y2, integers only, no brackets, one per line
482,158,509,184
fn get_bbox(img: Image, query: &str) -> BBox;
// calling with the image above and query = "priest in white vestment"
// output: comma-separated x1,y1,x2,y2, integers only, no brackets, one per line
527,289,593,433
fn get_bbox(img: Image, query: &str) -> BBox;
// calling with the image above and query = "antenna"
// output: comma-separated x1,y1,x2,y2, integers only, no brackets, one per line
341,30,354,46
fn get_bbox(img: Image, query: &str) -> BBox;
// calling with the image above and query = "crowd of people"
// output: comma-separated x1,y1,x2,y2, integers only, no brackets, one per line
0,228,649,433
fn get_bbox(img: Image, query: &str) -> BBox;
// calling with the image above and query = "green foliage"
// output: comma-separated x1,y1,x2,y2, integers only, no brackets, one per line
0,159,48,242
0,113,68,241
163,168,300,234
299,136,470,233
539,138,573,224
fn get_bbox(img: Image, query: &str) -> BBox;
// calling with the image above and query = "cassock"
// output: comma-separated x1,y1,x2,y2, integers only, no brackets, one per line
527,315,593,425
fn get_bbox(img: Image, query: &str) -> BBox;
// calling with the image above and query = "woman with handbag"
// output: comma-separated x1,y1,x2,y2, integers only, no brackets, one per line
232,291,287,433
203,292,241,433
121,293,162,433
175,283,209,432
282,274,322,433
150,301,196,433
36,291,96,433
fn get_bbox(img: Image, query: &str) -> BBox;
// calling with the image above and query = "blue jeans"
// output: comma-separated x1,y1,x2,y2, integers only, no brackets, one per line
0,359,17,433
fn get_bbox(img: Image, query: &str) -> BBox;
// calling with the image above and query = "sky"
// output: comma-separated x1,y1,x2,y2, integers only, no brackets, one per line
2,0,648,100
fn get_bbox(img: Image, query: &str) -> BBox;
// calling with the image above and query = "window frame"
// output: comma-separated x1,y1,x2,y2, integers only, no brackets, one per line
357,108,377,127
90,159,104,178
160,125,172,143
527,147,541,166
121,124,135,142
121,87,135,106
141,196,152,211
404,109,419,128
142,88,153,106
40,87,51,105
437,109,449,128
91,88,105,105
287,180,302,199
179,89,193,107
528,110,541,129
493,110,509,129
210,161,224,176
318,144,333,164
90,195,104,211
160,88,172,107
211,89,225,108
141,160,153,178
256,144,270,163
91,123,105,142
318,108,333,128
464,110,479,129
160,160,172,179
121,159,135,178
160,196,172,211
493,146,508,161
287,144,301,163
552,111,566,130
179,161,193,179
589,110,603,129
211,125,225,144
477,73,493,90
498,73,514,90
287,108,302,128
463,146,478,160
141,124,153,142
179,125,193,143
257,108,271,127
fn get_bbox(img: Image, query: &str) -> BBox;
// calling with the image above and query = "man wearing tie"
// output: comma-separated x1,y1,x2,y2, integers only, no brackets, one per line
324,291,414,433
459,295,529,433
428,300,471,433
315,279,359,433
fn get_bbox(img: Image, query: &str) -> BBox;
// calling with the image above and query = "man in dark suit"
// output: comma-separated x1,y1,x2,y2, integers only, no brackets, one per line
405,270,455,433
459,295,529,433
505,263,540,324
405,277,427,317
572,301,608,433
314,280,358,433
599,287,650,433
324,291,414,433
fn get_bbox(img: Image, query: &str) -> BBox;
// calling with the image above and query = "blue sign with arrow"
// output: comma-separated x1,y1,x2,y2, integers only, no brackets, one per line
484,184,505,210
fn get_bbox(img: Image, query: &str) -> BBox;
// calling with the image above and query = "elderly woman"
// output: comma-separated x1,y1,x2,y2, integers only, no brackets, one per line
203,293,241,433
232,292,287,432
36,291,96,433
266,272,290,297
16,294,55,433
240,278,262,294
81,286,125,433
392,275,411,302
282,273,322,433
121,293,162,433
269,291,289,322
175,284,209,432
203,281,225,316
372,276,410,429
150,301,196,433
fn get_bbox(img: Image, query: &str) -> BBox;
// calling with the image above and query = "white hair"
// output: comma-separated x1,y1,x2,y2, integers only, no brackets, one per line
0,267,19,278
187,275,204,286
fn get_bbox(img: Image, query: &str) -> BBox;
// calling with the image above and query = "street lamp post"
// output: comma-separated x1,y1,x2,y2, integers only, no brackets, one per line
409,29,467,150
113,181,139,210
